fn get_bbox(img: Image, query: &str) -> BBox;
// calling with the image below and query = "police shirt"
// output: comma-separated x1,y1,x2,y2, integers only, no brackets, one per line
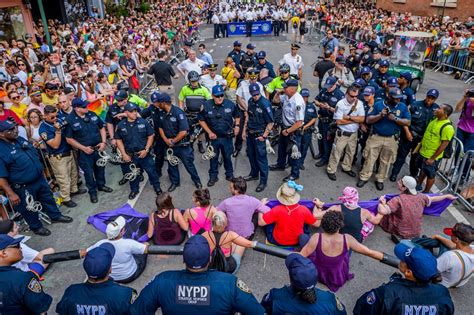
114,117,154,153
371,70,389,89
0,137,43,184
400,86,416,106
304,102,318,128
39,122,72,155
56,280,137,315
360,52,373,67
279,53,304,77
368,100,411,136
409,100,439,136
236,81,265,105
247,96,274,132
0,266,52,315
262,286,347,315
199,99,239,137
130,270,264,315
241,52,257,72
353,274,454,315
315,88,345,118
158,106,189,141
228,50,244,69
281,92,305,128
200,74,227,92
178,85,212,113
64,111,104,146
140,105,162,134
254,60,276,78
105,103,126,127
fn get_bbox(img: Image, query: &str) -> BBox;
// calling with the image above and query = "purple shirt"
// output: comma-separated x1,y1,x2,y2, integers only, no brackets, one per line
217,195,270,238
458,99,474,133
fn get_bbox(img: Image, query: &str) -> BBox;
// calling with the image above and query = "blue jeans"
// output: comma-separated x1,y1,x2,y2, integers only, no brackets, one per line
276,132,302,178
209,137,234,180
456,128,474,181
246,135,269,184
167,145,201,185
78,150,106,196
126,154,161,193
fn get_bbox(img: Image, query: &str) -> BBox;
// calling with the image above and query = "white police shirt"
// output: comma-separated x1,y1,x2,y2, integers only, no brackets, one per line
280,92,305,127
333,98,365,133
200,74,227,92
279,53,304,77
236,80,265,107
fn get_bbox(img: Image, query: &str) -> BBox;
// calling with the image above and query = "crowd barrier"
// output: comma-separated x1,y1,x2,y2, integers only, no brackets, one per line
425,44,474,84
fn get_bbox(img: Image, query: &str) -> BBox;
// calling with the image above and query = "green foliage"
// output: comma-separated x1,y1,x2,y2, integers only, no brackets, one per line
138,2,151,13
105,1,130,18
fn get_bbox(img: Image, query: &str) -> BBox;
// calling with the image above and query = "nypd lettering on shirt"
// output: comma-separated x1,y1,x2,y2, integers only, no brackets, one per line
75,304,108,315
176,285,210,306
402,304,438,315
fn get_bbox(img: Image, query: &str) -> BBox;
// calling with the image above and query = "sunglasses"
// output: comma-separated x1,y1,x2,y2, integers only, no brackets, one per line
7,243,21,249
214,95,224,98
18,63,26,66
347,93,358,98
280,71,289,74
11,96,20,100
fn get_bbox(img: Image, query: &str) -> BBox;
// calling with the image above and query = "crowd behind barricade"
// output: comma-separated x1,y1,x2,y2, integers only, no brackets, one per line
0,1,473,314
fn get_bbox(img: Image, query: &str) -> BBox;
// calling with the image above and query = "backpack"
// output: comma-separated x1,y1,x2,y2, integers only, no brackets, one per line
439,121,454,159
209,232,229,272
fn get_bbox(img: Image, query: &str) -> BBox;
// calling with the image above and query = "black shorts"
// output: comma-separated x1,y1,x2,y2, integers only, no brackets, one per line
420,157,440,179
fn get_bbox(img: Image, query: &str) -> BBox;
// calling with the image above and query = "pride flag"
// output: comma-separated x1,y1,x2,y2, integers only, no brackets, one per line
87,99,108,121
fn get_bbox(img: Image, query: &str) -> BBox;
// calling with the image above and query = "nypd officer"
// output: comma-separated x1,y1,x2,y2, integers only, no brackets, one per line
371,59,390,90
270,79,305,181
0,234,53,314
354,243,454,315
255,51,276,78
198,85,240,187
130,235,264,315
398,71,416,106
262,253,346,314
115,103,162,199
244,83,274,192
65,98,113,203
299,88,318,170
0,120,73,236
314,76,345,167
375,76,399,103
56,243,137,315
157,92,202,192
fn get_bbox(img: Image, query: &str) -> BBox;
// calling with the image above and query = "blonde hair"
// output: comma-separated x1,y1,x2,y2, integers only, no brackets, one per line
212,211,228,233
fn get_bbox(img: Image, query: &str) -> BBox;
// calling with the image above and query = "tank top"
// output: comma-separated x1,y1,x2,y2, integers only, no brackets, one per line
339,204,363,243
153,210,184,245
308,233,354,292
189,206,212,235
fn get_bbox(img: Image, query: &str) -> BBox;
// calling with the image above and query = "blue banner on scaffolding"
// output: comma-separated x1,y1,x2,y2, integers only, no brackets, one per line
227,21,273,36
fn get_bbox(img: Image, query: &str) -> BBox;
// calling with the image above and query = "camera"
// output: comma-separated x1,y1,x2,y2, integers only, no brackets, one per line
466,89,474,98
57,118,68,129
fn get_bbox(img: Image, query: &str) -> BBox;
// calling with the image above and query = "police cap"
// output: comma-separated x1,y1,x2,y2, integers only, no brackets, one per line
285,253,318,289
362,86,376,96
212,85,225,96
426,89,440,99
72,98,90,108
249,83,261,96
124,103,138,112
282,79,299,88
257,51,266,59
353,78,367,88
361,67,372,75
300,88,310,97
389,87,403,99
183,235,210,269
399,71,412,81
378,59,390,67
291,43,301,49
0,120,16,132
0,234,24,250
387,76,398,87
115,90,128,101
247,43,256,50
394,243,438,281
324,76,338,89
83,243,116,279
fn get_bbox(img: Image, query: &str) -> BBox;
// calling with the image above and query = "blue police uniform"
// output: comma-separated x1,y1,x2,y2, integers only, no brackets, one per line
300,102,318,164
369,100,411,137
401,86,416,106
56,280,137,315
360,52,373,67
246,94,274,185
228,49,244,72
0,266,52,314
115,117,161,194
39,122,72,156
64,111,107,196
371,70,389,89
353,273,454,315
105,103,131,179
0,137,61,231
130,270,264,315
140,105,166,178
159,105,201,186
261,286,347,315
255,60,276,78
198,98,239,181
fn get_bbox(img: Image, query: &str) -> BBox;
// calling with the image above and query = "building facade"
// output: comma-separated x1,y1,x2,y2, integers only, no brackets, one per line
377,0,474,21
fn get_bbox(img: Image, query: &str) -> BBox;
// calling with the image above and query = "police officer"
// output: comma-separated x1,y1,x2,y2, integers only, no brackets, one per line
56,243,137,315
358,67,379,91
371,59,390,89
360,43,373,68
375,76,399,103
254,50,276,78
241,44,257,75
0,234,53,314
390,89,440,181
228,41,244,73
40,105,86,208
157,93,202,192
199,85,240,187
266,63,299,99
65,98,113,204
299,89,317,170
116,81,148,108
244,83,274,192
270,79,305,181
357,88,411,191
199,64,227,92
314,76,345,167
115,103,162,199
279,43,304,80
354,243,454,315
130,235,264,315
355,86,376,167
0,121,73,236
398,71,416,106
262,253,346,314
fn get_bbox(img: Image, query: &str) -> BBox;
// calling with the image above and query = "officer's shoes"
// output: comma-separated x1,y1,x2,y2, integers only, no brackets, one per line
33,227,51,236
225,176,234,181
90,195,98,203
197,141,205,154
98,186,113,193
71,188,87,196
342,169,357,177
118,177,129,185
269,164,285,171
129,191,139,200
356,180,368,188
62,200,77,208
168,184,180,192
256,183,266,192
300,165,305,170
389,175,397,182
155,188,163,195
315,160,327,167
327,172,337,181
194,182,203,189
207,178,218,187
283,175,299,182
243,175,259,181
51,215,73,223
375,182,384,191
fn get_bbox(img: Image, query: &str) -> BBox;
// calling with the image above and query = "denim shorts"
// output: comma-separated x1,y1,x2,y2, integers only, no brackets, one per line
421,157,440,179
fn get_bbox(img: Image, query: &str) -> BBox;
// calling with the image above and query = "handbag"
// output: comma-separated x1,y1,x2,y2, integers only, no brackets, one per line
130,75,140,90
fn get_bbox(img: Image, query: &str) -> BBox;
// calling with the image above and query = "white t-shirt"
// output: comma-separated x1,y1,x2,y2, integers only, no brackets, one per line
437,250,474,288
333,98,365,133
14,243,39,272
88,238,146,281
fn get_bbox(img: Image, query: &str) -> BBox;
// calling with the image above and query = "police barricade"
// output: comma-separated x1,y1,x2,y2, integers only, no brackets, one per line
226,21,273,37
426,44,474,84
451,150,474,212
436,137,464,193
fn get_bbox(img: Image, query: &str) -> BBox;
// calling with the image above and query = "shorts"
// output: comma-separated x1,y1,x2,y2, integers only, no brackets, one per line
227,253,241,274
420,157,440,179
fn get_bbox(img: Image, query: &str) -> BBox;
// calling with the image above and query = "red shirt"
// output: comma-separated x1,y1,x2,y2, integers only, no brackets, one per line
0,109,22,125
263,204,316,245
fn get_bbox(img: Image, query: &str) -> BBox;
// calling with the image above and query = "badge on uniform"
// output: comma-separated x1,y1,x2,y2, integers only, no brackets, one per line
27,278,43,293
335,296,345,311
396,110,400,116
131,289,138,304
366,291,376,305
296,105,301,111
236,279,251,294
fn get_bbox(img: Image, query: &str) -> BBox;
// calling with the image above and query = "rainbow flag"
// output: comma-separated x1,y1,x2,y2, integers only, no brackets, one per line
87,99,107,121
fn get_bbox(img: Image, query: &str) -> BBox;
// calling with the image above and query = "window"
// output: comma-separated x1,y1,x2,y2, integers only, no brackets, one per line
0,6,26,42
430,0,457,7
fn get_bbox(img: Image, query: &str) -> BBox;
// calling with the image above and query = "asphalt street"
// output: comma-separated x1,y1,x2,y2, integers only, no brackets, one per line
26,25,474,314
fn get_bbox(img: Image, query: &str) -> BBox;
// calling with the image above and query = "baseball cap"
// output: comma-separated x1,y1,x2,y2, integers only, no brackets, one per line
72,98,89,108
387,76,398,87
282,79,299,88
114,90,128,101
257,51,266,59
183,235,210,269
360,67,372,75
353,78,367,88
394,243,438,281
362,86,376,96
0,234,24,250
443,223,473,243
426,89,439,99
83,243,115,279
379,59,390,67
249,83,261,96
324,76,338,89
285,253,318,289
11,77,21,84
335,56,345,64
157,92,171,103
373,48,382,54
401,176,417,195
0,120,17,132
150,91,161,103
389,87,403,99
106,216,126,239
233,41,242,46
212,85,225,96
246,43,256,49
399,71,412,81
184,40,193,47
300,88,310,97
124,103,138,112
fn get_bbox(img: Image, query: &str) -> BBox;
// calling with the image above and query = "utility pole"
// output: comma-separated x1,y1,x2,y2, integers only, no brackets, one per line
37,0,53,52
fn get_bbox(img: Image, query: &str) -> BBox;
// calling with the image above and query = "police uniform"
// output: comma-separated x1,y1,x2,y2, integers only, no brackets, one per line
228,43,244,71
401,86,416,106
279,48,304,79
241,45,257,75
140,103,166,178
254,51,276,78
300,97,318,166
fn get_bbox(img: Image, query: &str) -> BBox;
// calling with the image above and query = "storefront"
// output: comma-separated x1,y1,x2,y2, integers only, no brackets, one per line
0,0,35,42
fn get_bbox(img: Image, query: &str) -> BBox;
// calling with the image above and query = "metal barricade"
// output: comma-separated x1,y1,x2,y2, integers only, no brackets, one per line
452,150,474,212
427,44,474,84
436,137,464,193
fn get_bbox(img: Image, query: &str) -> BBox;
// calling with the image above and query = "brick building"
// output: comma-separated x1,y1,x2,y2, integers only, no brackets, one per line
377,0,474,21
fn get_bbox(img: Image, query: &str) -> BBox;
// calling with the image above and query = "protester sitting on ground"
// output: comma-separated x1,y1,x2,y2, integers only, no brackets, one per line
377,176,456,240
202,211,255,274
0,219,54,278
300,210,384,292
432,223,474,288
217,177,270,240
312,187,384,242
147,193,188,245
261,253,347,314
86,216,148,284
258,181,319,247
183,188,218,236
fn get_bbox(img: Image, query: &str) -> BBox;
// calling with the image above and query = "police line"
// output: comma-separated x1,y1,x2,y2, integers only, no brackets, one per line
42,242,401,268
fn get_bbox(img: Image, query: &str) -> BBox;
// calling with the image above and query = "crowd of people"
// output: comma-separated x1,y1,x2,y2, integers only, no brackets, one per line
0,0,473,314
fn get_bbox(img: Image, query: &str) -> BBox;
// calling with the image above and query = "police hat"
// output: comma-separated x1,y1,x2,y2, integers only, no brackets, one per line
291,43,301,49
399,71,412,81
282,79,299,88
114,90,128,101
249,83,261,96
212,85,225,96
257,51,266,59
0,234,24,250
124,103,138,112
72,98,90,108
83,243,115,279
360,67,372,75
233,40,242,47
378,59,390,67
150,91,161,103
183,235,210,269
387,76,398,87
63,86,75,95
0,120,16,132
324,76,338,89
201,64,209,70
362,86,376,96
389,87,403,99
426,89,439,99
300,88,310,97
394,243,438,281
157,93,172,103
247,68,260,76
246,43,256,50
184,40,194,47
208,64,218,71
285,253,318,289
353,78,367,88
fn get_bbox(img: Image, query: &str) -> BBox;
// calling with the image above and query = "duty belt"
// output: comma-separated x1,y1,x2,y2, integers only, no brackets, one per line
319,117,332,123
337,129,356,137
248,129,264,136
47,151,72,160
